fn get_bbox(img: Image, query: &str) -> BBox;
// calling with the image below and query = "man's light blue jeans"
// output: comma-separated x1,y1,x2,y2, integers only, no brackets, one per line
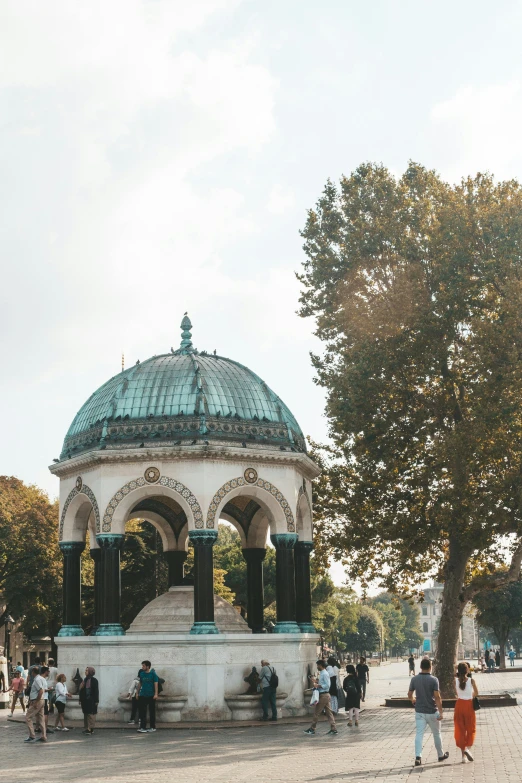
415,712,443,758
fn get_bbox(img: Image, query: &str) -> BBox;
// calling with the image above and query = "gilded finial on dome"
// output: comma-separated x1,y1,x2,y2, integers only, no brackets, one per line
179,313,194,354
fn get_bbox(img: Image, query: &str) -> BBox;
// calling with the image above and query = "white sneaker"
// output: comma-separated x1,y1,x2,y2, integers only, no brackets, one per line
137,728,148,733
62,727,70,732
147,728,157,732
55,727,62,731
127,721,135,724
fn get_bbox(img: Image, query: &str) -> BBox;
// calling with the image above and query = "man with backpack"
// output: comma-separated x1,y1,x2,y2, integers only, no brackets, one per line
259,659,278,721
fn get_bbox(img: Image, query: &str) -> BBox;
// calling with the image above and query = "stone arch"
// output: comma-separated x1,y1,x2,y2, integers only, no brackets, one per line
206,474,295,532
59,484,100,541
102,474,203,534
296,485,313,542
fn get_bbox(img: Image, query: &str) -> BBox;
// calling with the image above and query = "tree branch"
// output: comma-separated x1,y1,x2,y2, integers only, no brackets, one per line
462,536,522,603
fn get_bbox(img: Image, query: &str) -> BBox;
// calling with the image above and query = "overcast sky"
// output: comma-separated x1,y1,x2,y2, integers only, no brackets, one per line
2,0,522,518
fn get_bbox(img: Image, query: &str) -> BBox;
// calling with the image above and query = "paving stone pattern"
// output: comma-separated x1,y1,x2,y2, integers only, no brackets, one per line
2,663,521,782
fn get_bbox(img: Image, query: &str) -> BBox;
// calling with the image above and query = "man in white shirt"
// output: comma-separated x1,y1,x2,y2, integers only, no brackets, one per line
46,658,58,727
304,660,338,736
25,666,48,742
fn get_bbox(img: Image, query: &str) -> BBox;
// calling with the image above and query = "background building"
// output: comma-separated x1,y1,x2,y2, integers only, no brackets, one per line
416,583,476,658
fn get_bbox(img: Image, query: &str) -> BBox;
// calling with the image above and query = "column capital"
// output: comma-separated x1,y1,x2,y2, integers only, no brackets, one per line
189,529,218,547
295,541,314,554
242,547,266,564
59,541,86,555
270,533,298,550
96,533,125,550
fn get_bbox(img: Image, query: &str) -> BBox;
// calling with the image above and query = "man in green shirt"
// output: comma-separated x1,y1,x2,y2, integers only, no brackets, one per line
136,660,159,733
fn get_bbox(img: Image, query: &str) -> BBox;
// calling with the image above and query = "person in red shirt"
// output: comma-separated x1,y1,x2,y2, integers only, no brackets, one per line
7,671,26,716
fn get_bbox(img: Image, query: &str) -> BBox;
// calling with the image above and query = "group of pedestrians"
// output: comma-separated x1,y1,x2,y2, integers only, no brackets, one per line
408,657,479,766
304,656,370,736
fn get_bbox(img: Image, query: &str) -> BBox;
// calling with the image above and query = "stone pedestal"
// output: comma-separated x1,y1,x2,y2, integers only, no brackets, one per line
225,691,289,721
56,633,316,722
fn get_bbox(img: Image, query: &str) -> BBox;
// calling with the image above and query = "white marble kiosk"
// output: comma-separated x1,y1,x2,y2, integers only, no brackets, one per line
52,317,320,722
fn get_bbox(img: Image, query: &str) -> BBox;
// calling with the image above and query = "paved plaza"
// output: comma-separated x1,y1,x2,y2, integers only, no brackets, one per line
2,662,522,782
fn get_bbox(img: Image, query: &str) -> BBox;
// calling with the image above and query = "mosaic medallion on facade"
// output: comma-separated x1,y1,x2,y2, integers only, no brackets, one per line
102,475,203,532
244,467,258,484
206,476,295,531
144,466,160,484
76,476,83,491
59,484,100,539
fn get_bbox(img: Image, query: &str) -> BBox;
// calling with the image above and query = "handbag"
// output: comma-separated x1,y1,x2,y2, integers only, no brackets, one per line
310,688,319,706
472,696,481,711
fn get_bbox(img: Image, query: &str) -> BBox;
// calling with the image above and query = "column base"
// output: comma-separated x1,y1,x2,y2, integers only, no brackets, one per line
273,621,301,634
57,625,85,637
94,624,125,636
298,622,317,633
189,622,220,635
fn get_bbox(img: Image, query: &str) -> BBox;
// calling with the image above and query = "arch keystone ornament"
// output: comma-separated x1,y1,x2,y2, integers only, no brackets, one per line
206,476,295,531
144,466,160,483
59,483,100,539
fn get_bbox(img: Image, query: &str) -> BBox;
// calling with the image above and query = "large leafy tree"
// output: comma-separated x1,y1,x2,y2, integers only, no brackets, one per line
344,605,383,656
299,162,522,694
473,581,522,668
0,476,62,638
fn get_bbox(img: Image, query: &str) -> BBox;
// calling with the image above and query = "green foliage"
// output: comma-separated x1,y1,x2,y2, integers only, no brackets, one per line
120,520,168,629
298,161,522,689
344,605,383,655
0,476,62,636
370,592,423,652
473,581,522,664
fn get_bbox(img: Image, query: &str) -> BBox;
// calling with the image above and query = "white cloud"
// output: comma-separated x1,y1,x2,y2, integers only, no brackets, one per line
267,183,295,214
430,81,522,181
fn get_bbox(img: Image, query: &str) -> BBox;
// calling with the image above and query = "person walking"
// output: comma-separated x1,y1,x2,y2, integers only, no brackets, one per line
326,657,340,714
356,657,369,702
454,661,478,763
136,660,159,733
54,674,72,731
495,649,501,668
126,672,141,725
25,666,48,743
408,658,449,767
79,667,99,735
304,660,337,736
7,670,26,717
46,658,58,724
487,653,495,672
408,655,415,676
259,659,278,722
343,664,362,727
484,648,490,666
508,649,516,667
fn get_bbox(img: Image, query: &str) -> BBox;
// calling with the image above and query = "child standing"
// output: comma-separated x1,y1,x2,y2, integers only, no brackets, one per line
343,664,362,727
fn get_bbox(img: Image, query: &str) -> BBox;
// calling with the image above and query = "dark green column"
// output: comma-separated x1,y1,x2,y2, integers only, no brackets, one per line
242,548,266,633
95,534,125,636
270,533,300,633
189,529,219,634
57,541,86,637
164,550,188,587
294,541,315,632
90,548,102,634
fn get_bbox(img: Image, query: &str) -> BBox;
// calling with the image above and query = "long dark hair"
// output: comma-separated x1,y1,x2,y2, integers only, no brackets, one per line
457,662,468,691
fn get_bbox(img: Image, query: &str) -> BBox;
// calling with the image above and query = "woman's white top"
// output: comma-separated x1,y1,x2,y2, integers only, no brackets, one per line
326,665,340,687
55,682,68,703
455,677,473,700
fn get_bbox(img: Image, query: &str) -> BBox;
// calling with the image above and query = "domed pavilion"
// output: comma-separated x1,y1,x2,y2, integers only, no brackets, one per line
51,315,320,722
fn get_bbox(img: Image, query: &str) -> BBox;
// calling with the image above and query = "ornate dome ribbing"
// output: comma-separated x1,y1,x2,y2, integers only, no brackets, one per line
60,315,305,460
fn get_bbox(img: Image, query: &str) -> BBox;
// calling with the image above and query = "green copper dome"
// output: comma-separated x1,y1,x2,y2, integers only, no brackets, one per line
60,316,305,459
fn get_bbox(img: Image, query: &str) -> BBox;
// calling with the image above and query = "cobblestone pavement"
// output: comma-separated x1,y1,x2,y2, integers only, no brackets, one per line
2,663,521,782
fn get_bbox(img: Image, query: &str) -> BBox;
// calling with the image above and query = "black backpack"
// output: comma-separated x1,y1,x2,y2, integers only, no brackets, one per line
269,667,278,688
158,677,165,695
344,676,358,695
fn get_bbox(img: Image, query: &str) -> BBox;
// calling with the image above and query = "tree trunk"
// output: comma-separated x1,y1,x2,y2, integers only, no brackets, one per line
433,541,470,697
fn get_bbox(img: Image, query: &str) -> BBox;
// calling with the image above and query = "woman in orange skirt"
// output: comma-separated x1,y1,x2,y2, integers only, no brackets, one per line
454,662,478,763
